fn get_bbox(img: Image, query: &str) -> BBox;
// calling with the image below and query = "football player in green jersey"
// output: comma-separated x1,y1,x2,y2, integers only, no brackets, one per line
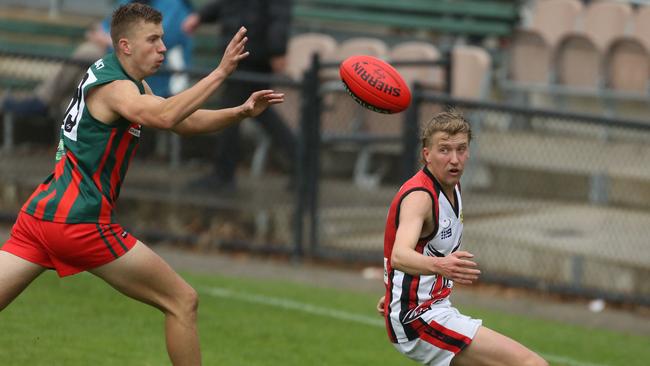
0,3,283,365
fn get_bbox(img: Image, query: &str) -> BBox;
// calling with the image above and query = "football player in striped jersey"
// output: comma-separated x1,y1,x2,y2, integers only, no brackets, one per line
379,110,547,366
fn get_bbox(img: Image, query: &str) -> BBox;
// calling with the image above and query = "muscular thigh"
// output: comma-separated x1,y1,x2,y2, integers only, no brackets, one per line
451,326,538,366
0,251,46,310
88,241,193,311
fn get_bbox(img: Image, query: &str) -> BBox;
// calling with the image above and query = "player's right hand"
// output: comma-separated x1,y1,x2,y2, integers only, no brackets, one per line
433,251,480,285
217,26,249,76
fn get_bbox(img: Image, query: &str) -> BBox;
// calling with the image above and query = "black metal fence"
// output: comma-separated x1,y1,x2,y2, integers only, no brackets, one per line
2,49,650,306
296,56,650,306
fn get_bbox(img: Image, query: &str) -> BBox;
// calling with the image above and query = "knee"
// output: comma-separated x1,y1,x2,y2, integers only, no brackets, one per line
180,286,199,315
167,284,199,319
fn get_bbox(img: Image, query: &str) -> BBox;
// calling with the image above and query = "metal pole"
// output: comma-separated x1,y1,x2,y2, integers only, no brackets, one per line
401,83,421,182
444,49,453,95
292,53,321,261
307,56,322,256
3,112,14,153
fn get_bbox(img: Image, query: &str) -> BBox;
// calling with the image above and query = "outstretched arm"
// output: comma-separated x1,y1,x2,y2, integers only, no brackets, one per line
87,27,249,129
171,89,284,136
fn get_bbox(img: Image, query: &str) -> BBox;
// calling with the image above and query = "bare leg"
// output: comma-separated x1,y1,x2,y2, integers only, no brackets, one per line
89,242,201,366
452,326,548,366
0,251,46,311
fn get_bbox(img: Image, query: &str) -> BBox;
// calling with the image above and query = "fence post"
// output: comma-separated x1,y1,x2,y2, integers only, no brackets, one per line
293,54,321,261
444,49,453,95
307,58,323,257
401,83,422,182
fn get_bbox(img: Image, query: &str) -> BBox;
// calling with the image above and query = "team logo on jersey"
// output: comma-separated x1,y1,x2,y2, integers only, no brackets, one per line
441,218,452,229
441,227,452,240
128,124,141,137
402,302,432,324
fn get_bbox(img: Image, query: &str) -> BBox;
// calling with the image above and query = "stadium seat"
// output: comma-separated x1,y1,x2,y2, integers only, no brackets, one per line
275,33,337,132
632,5,650,52
529,0,583,47
506,29,553,85
604,37,649,93
552,33,608,117
582,0,632,52
554,33,601,90
284,32,337,81
390,41,444,91
451,45,492,99
599,36,650,120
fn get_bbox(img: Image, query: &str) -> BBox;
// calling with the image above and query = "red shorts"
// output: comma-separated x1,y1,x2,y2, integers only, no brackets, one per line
1,211,138,277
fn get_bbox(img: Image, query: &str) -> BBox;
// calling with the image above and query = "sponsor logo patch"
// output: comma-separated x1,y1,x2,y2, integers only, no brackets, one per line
128,124,141,137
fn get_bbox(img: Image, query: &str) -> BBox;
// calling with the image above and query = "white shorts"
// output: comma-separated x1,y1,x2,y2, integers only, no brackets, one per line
392,303,482,366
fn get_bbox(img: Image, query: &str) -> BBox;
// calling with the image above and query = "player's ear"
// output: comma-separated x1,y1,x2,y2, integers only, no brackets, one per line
118,38,131,55
422,147,431,164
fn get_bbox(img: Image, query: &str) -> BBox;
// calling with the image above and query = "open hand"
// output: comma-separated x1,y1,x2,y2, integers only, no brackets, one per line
241,90,284,118
217,26,249,76
434,251,480,285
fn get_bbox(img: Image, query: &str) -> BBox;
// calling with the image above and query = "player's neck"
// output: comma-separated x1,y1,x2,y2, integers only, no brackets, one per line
441,186,455,206
116,53,145,82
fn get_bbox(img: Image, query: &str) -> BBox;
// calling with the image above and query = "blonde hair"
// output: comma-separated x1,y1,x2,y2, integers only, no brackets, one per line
421,109,472,149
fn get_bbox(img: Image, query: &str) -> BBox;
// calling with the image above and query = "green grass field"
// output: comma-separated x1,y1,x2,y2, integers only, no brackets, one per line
1,271,648,366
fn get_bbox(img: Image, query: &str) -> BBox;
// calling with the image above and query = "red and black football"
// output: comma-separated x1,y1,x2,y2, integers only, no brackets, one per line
339,55,411,114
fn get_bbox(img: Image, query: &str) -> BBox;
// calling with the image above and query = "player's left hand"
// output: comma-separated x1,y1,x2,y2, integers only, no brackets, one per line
241,90,284,117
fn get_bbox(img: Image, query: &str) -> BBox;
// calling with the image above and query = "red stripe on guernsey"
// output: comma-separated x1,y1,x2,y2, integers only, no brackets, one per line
32,189,57,219
430,276,443,297
109,132,133,201
428,276,451,302
93,129,118,220
31,156,68,218
53,152,82,220
22,180,52,214
433,287,451,302
412,318,471,354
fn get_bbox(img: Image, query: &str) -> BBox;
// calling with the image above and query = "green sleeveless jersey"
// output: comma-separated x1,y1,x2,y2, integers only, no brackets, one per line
22,53,144,224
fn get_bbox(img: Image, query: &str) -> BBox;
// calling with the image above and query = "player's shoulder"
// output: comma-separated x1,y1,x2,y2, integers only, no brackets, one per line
399,190,433,217
88,53,126,80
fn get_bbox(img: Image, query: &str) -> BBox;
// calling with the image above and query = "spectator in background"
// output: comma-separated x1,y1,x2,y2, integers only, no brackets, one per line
1,0,193,120
183,0,297,191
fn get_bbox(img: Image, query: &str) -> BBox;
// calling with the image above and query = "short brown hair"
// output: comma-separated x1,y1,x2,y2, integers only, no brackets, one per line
110,3,162,49
421,109,472,149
